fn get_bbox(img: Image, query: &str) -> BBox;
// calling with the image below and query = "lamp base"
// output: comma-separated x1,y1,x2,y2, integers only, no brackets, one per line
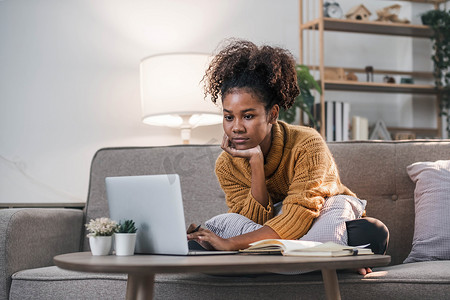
181,128,191,144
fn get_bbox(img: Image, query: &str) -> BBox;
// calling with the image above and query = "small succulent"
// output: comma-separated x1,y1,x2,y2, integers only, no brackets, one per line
117,220,138,234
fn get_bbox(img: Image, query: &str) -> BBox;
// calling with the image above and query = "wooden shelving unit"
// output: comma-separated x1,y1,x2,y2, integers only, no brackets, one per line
299,0,446,139
323,80,437,94
301,18,434,37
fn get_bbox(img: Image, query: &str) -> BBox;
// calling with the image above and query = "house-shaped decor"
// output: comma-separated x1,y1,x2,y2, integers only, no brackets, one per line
345,4,371,21
369,120,392,140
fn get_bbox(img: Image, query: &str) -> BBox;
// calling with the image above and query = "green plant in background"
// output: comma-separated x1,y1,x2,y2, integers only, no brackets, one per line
117,220,138,234
421,9,450,135
278,64,322,127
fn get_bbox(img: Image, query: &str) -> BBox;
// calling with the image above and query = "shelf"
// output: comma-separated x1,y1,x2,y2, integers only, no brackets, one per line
301,18,433,38
308,65,434,79
403,0,447,4
323,80,437,94
387,127,440,137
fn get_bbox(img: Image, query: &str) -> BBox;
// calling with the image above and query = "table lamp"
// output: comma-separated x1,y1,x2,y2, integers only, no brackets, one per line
140,53,222,144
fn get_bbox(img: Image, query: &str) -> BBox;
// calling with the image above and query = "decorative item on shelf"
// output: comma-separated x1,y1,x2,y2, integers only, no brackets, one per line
324,1,343,19
383,75,396,84
346,72,358,81
324,67,346,81
369,120,392,140
421,9,450,136
278,64,321,127
345,4,371,21
85,218,118,256
394,132,416,140
365,66,374,82
400,77,414,84
376,4,410,24
114,219,138,256
140,53,222,144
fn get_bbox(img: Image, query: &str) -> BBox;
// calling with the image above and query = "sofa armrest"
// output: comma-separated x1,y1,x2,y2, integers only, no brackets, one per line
0,208,84,299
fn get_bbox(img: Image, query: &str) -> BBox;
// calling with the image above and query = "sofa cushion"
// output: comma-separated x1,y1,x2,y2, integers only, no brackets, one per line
404,160,450,263
84,146,227,251
10,266,127,300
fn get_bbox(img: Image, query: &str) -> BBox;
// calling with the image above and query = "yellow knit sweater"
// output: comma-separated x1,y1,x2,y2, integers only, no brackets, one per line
215,121,356,240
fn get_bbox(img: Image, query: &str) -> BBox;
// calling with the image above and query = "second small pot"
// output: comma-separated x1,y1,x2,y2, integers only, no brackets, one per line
114,233,137,256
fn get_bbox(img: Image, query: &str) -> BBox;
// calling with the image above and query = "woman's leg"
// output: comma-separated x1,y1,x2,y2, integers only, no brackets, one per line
299,195,366,245
346,217,389,254
204,213,263,239
204,202,283,239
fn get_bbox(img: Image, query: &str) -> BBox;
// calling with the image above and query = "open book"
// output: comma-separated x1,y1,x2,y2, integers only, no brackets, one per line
240,239,373,257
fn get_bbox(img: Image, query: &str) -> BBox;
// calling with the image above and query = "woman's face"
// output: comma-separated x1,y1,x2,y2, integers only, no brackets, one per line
222,91,278,153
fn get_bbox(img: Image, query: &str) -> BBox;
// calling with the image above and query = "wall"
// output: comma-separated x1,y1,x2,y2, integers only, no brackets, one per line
0,0,433,204
0,0,299,204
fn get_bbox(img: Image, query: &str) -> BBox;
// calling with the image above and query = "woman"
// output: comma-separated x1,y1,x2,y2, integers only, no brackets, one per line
187,39,388,274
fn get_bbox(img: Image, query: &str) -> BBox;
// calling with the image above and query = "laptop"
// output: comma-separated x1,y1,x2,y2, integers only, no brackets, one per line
105,174,238,255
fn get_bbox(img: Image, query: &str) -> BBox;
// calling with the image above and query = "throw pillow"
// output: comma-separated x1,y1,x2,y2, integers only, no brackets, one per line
404,160,450,263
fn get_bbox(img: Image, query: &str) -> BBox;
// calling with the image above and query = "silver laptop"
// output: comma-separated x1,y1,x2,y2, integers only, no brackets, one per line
105,174,237,255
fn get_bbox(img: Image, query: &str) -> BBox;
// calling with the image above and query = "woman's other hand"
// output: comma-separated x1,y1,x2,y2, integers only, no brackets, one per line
187,223,236,251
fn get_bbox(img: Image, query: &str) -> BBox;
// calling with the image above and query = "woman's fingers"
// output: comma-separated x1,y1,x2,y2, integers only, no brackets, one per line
187,229,232,251
221,134,228,149
186,223,198,234
187,227,211,239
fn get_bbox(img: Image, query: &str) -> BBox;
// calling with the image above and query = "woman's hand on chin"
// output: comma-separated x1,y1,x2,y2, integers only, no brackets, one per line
221,134,263,161
187,226,236,251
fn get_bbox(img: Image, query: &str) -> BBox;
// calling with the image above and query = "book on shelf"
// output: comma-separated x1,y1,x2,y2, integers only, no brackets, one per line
342,102,350,141
239,239,373,257
326,101,335,142
335,101,343,141
312,101,350,142
352,116,369,140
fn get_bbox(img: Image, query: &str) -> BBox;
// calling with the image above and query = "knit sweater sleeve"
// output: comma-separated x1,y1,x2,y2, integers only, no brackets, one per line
215,155,274,225
264,134,341,240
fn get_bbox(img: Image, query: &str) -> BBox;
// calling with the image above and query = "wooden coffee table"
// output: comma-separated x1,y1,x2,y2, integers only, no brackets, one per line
54,252,390,300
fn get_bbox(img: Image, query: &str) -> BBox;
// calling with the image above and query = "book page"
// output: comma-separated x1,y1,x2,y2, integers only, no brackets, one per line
245,239,322,251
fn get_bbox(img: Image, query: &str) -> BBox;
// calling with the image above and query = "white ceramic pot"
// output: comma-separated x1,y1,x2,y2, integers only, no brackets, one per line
89,236,112,256
114,233,137,256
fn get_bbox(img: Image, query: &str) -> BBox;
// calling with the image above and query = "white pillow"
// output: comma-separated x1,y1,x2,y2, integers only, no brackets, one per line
404,160,450,263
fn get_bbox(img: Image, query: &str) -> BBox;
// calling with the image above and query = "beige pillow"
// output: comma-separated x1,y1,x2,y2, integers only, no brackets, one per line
404,160,450,263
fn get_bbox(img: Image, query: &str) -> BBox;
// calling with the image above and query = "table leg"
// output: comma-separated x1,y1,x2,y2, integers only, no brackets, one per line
321,269,341,300
126,273,155,300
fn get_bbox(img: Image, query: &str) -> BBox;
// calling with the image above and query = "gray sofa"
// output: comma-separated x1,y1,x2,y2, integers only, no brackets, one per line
2,140,450,299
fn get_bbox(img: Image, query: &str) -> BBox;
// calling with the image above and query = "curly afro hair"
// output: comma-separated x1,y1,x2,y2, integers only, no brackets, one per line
203,39,299,111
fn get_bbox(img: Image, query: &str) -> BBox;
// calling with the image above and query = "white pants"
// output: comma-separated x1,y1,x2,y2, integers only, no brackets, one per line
205,195,366,245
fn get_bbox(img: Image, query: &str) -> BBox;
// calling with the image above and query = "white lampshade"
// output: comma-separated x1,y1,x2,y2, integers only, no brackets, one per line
140,53,222,143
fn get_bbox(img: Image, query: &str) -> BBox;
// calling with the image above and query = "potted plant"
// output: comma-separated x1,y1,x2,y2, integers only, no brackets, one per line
421,9,450,136
114,220,138,256
278,64,322,127
85,217,118,256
